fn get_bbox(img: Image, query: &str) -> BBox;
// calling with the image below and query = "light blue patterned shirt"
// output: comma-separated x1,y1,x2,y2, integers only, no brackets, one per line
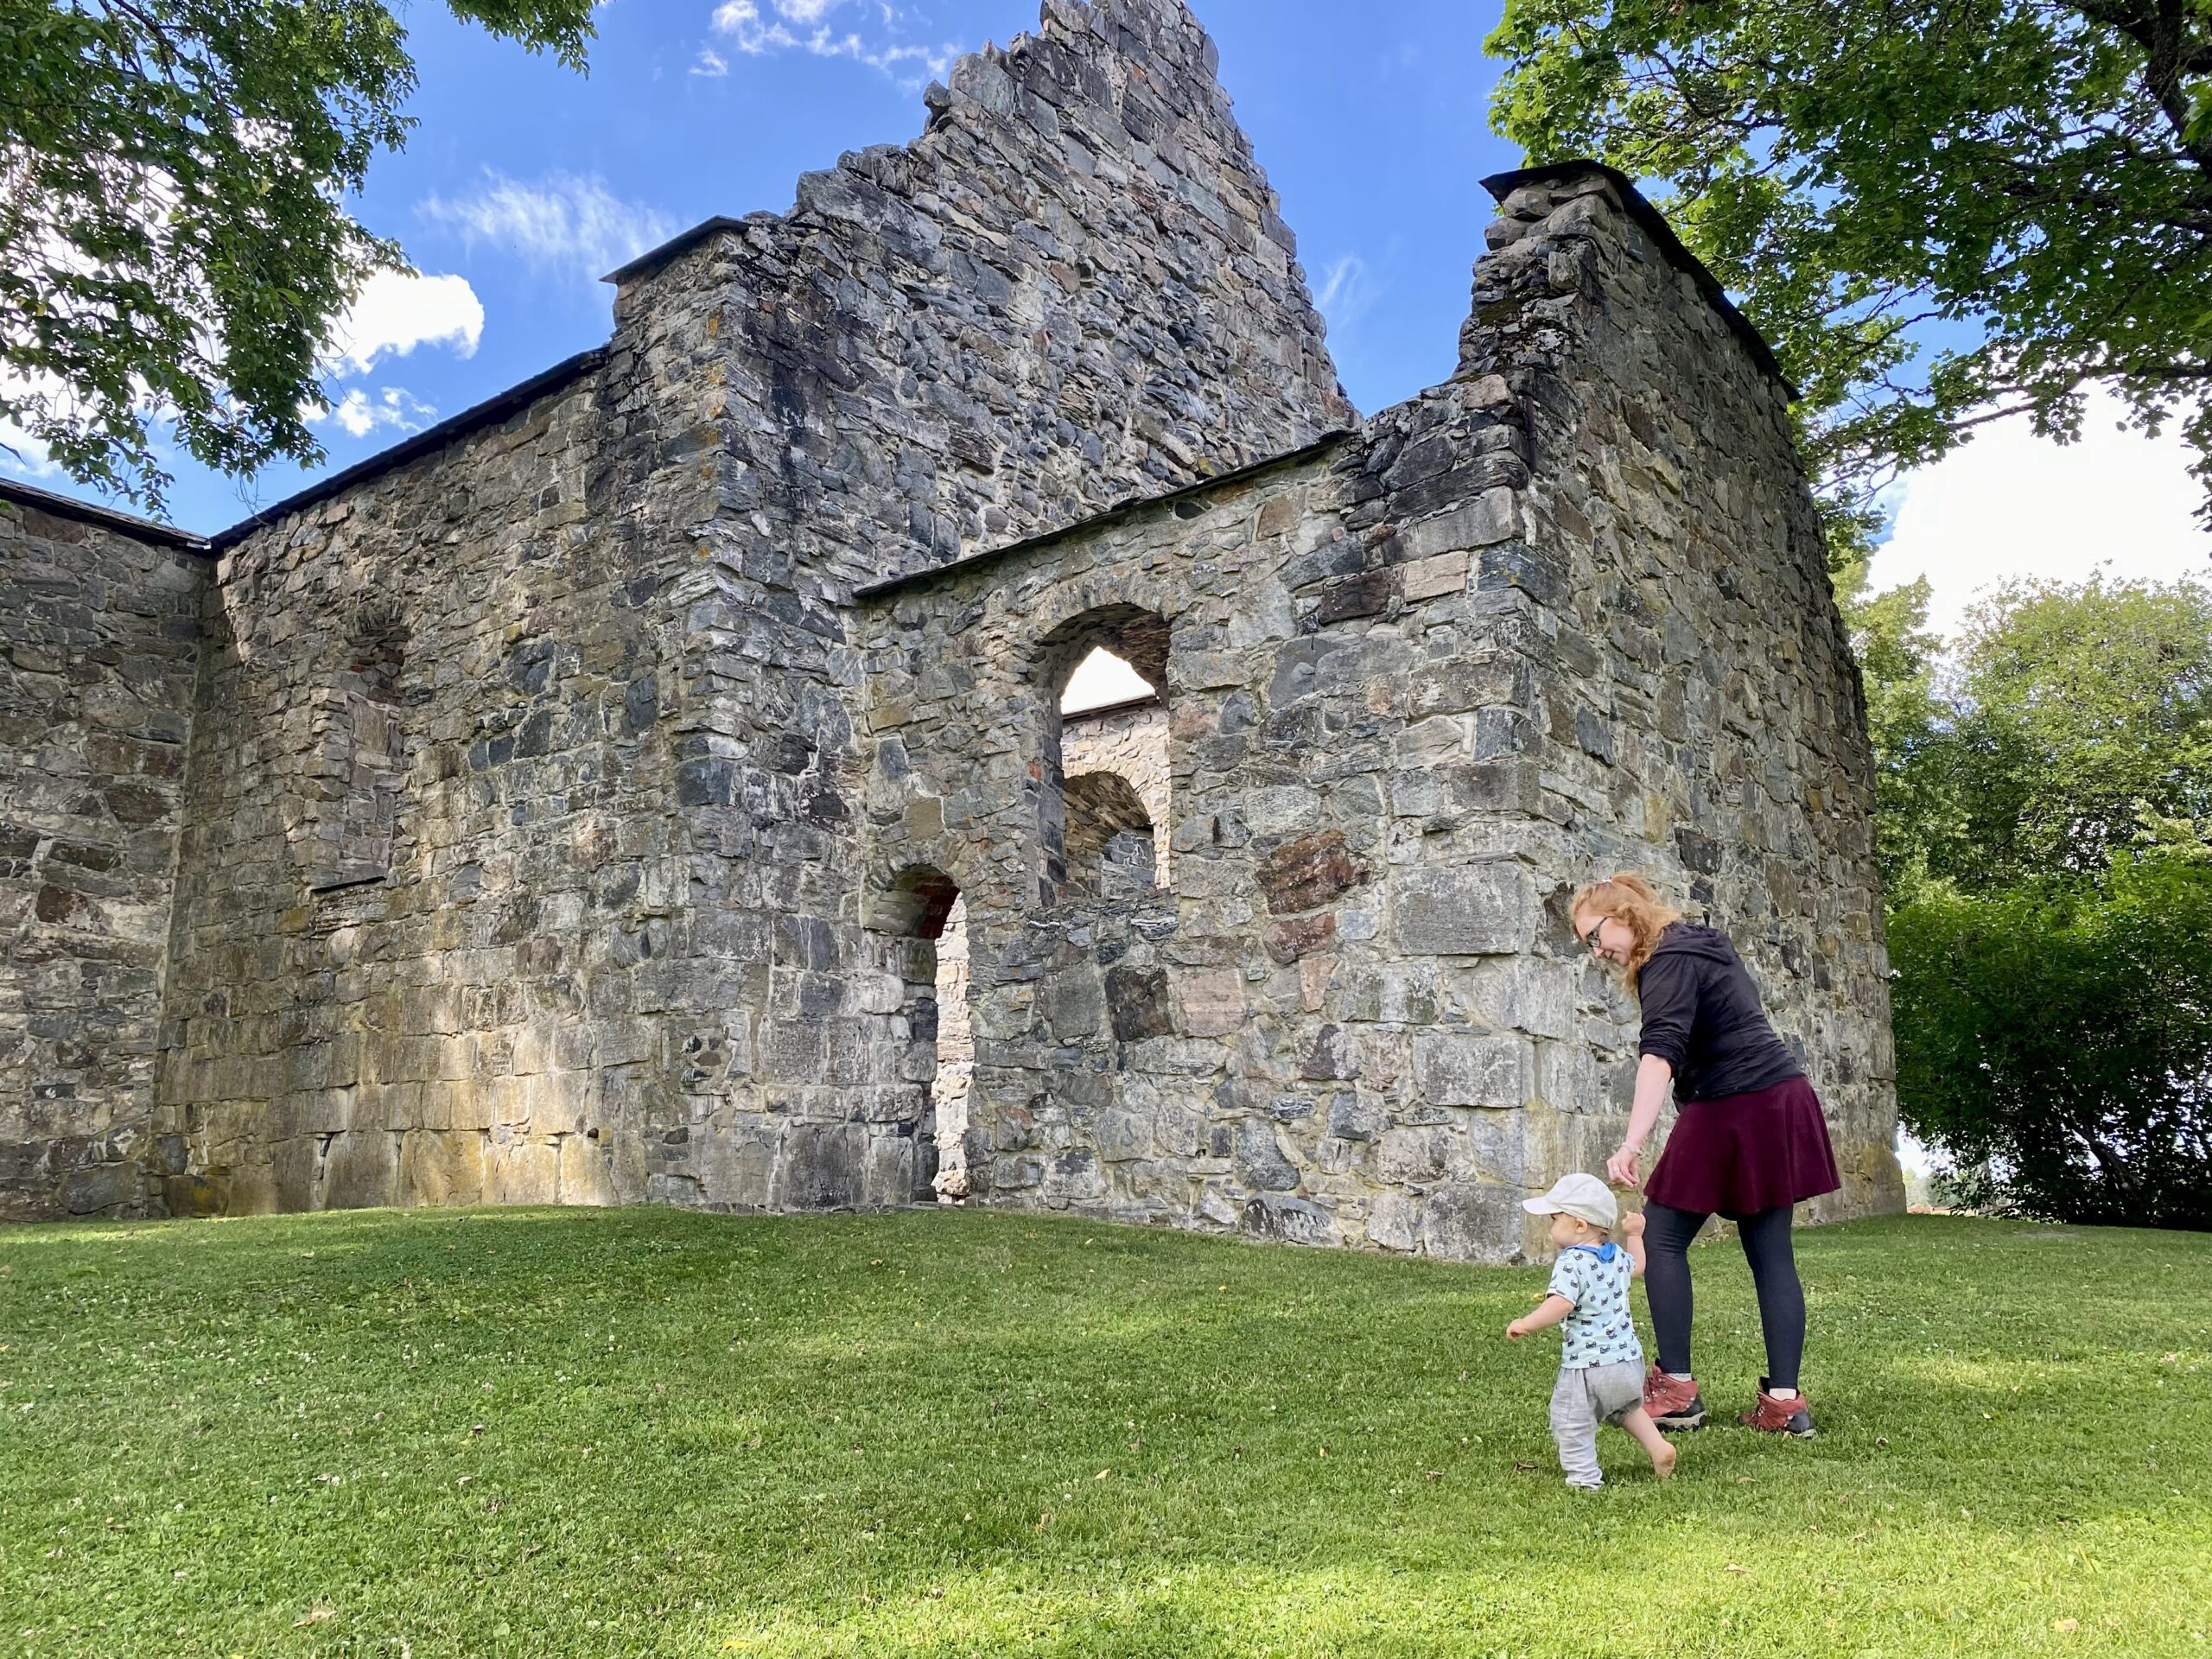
1547,1242,1643,1370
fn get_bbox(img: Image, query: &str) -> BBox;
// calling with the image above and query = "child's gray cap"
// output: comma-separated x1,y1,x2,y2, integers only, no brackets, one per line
1522,1172,1618,1231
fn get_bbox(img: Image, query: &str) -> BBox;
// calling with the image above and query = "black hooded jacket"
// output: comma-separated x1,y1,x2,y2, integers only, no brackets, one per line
1635,923,1803,1103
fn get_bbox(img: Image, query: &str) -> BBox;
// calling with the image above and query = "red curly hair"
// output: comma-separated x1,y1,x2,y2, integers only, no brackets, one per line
1570,873,1685,996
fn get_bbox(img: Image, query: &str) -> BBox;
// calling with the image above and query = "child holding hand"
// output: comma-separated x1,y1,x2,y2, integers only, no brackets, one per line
1506,1173,1677,1489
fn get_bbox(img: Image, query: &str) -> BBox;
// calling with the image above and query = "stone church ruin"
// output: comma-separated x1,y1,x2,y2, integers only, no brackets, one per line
0,0,1904,1255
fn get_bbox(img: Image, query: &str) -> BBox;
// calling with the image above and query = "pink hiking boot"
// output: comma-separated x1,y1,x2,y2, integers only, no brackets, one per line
1643,1364,1707,1431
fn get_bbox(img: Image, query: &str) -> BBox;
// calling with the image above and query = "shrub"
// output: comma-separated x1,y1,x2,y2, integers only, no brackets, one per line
1889,854,2212,1230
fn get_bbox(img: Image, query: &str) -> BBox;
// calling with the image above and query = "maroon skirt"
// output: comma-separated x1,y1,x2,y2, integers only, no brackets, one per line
1643,1074,1841,1219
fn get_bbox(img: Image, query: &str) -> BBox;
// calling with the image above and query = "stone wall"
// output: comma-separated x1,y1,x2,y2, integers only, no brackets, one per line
1461,164,1898,1220
594,0,1351,1212
147,0,1353,1217
0,486,207,1218
855,165,1899,1262
154,353,677,1215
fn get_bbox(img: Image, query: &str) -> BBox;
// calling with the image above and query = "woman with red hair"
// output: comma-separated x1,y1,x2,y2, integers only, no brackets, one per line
1569,874,1840,1438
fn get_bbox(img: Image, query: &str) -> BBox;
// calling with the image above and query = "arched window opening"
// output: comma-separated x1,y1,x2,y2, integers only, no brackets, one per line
1034,609,1173,905
1064,771,1156,898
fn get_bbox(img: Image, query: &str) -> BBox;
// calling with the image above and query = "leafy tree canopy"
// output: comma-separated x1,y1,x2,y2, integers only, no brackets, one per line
1487,0,2212,551
1,0,594,512
1843,571,2212,898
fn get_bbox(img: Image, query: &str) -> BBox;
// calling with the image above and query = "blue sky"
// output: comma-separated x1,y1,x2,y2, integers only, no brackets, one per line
5,0,1518,537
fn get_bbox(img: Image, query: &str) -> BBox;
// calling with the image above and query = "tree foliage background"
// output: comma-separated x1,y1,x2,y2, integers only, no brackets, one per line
1845,569,2212,1229
1,0,594,512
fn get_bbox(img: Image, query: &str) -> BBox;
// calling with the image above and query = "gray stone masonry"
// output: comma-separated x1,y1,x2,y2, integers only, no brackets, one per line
0,486,208,1218
145,0,1348,1220
0,0,1901,1253
1062,696,1172,880
856,168,1903,1259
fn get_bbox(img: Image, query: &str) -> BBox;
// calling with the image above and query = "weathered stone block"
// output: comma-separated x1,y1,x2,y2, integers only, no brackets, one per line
1390,863,1535,957
772,1124,865,1211
399,1129,486,1208
1257,830,1365,915
1364,1192,1419,1251
1176,968,1245,1037
1242,1193,1332,1244
1402,550,1470,601
59,1160,135,1216
321,1128,399,1210
1414,1032,1531,1109
1420,1181,1523,1264
1042,967,1107,1039
486,1135,560,1206
1105,964,1173,1042
1377,1126,1452,1184
1262,912,1337,964
1402,489,1517,560
1234,1121,1300,1192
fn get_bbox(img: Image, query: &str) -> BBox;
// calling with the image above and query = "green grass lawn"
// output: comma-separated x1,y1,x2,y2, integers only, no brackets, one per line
2,1208,2206,1659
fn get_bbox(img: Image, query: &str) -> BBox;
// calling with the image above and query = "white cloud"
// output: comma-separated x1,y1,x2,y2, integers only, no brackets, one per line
308,386,438,440
418,172,679,283
709,0,962,85
1869,390,2212,639
0,368,65,480
1314,255,1378,337
692,46,730,76
325,270,483,378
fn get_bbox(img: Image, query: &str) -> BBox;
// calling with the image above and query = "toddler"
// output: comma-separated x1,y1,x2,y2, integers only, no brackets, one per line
1505,1172,1676,1489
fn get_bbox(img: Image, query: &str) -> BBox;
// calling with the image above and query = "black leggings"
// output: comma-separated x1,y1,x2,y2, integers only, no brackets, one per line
1642,1201,1805,1389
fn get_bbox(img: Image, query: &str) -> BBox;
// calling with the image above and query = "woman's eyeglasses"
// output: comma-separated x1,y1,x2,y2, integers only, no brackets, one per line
1581,918,1606,953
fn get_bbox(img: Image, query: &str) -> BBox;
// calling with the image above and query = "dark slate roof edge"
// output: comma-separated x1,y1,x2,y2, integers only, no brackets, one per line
208,346,609,552
855,430,1360,601
0,475,212,555
602,217,753,286
1480,160,1796,398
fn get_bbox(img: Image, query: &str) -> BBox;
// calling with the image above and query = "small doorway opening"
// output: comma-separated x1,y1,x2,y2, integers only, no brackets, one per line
873,865,971,1204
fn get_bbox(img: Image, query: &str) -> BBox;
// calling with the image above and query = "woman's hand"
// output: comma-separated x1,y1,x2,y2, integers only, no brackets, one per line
1606,1142,1642,1188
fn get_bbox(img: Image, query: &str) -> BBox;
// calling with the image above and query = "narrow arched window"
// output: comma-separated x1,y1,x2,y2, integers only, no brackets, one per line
1034,609,1172,905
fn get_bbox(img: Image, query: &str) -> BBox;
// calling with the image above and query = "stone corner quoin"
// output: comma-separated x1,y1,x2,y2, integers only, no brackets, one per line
0,0,1903,1256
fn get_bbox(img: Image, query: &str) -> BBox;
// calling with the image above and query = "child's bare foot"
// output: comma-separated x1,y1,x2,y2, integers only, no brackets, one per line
1620,1403,1675,1478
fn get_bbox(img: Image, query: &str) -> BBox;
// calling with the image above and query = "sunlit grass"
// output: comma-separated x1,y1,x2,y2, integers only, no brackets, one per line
1,1208,2205,1656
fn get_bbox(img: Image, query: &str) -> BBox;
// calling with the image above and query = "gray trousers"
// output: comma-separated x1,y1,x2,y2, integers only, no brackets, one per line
1549,1361,1645,1489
